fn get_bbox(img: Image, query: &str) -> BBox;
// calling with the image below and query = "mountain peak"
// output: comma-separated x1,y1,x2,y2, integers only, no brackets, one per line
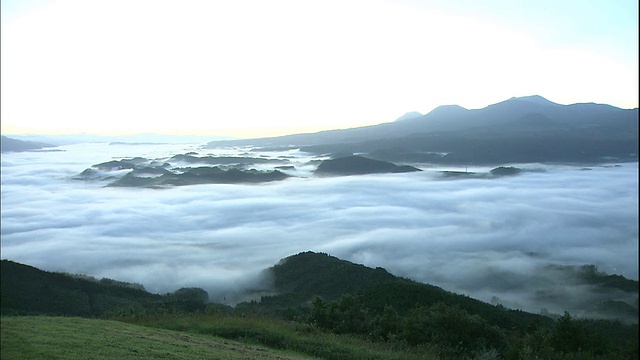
508,95,557,106
394,111,423,122
485,95,560,111
426,104,469,117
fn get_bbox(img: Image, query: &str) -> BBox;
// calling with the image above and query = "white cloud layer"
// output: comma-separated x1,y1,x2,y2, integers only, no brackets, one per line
1,143,638,315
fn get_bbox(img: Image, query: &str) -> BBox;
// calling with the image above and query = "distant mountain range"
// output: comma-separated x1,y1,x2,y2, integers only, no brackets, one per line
0,135,56,153
4,95,637,164
207,95,638,165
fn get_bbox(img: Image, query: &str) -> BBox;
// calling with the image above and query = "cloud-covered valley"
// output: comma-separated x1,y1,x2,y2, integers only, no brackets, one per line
1,142,637,318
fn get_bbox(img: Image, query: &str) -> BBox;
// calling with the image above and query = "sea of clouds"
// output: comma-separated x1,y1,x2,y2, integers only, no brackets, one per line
1,142,637,316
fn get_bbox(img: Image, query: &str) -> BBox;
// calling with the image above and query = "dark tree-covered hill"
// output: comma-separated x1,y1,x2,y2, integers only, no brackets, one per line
253,252,552,331
250,252,637,359
0,260,208,316
0,260,160,316
270,251,399,301
314,155,421,176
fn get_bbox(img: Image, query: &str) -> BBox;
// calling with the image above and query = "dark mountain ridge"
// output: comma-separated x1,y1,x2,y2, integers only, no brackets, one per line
206,96,638,165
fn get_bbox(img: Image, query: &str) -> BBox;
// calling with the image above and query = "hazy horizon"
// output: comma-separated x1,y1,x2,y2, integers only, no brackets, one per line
2,94,638,139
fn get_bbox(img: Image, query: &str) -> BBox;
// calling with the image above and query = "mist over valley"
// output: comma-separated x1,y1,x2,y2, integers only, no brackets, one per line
2,95,638,322
2,0,637,355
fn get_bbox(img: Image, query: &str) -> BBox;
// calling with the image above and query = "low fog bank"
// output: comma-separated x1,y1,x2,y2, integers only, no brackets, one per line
1,143,637,317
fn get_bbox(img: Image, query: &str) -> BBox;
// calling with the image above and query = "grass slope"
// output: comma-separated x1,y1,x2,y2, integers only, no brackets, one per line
0,316,315,360
126,314,434,360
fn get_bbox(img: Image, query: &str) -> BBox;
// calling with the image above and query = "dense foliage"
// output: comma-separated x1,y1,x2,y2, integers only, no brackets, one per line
0,260,208,316
240,252,638,359
308,293,637,359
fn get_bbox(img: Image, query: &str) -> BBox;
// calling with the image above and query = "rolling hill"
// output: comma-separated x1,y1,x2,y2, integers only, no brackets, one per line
2,253,638,359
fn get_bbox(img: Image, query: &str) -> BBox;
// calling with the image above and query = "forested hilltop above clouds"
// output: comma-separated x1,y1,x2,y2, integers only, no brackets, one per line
2,252,638,359
3,251,636,323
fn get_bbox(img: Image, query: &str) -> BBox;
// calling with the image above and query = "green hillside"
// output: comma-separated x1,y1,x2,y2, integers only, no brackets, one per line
0,260,208,317
252,251,399,312
1,253,638,359
238,252,638,359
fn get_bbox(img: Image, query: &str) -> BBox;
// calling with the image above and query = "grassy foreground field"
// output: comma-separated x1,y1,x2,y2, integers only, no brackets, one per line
125,313,435,360
0,316,315,360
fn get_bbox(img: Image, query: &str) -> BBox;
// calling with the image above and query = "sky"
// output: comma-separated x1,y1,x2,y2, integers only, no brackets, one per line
1,0,638,138
1,143,637,318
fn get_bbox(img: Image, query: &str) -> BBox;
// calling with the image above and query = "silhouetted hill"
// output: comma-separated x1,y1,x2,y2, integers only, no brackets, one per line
0,260,208,316
249,252,638,324
0,260,161,316
490,166,522,176
73,154,291,187
254,252,550,329
4,255,637,359
206,96,638,165
314,155,421,176
108,167,290,187
1,135,56,152
250,252,638,358
270,252,399,301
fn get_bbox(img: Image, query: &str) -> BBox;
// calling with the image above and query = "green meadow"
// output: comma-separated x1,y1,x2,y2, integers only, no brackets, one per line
0,316,316,360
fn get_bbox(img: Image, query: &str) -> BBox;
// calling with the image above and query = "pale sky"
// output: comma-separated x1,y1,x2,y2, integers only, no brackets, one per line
1,0,638,138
